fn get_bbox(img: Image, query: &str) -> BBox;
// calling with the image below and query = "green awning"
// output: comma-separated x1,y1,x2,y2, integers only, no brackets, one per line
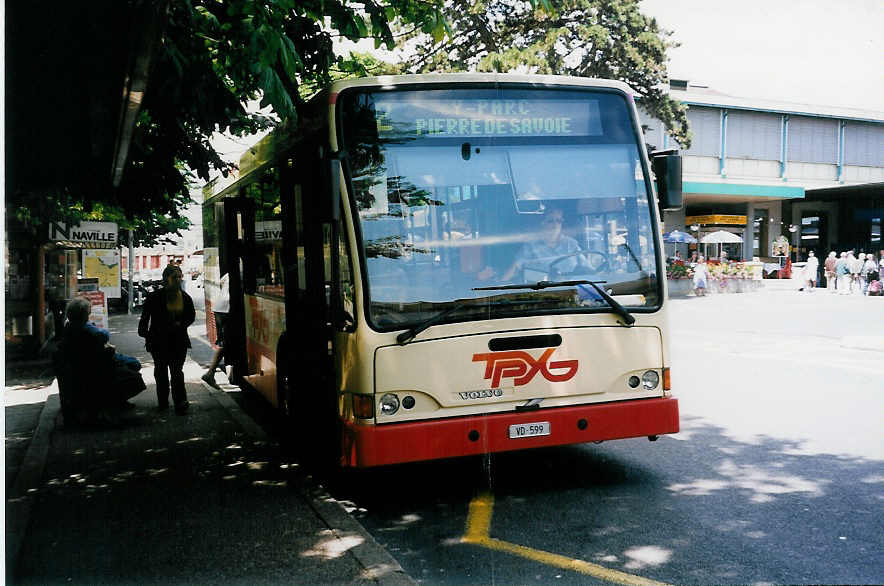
684,181,804,199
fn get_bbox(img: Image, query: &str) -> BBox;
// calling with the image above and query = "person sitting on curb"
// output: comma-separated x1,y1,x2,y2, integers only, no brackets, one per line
54,296,146,426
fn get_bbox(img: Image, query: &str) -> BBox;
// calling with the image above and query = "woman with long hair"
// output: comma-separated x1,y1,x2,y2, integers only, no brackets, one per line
138,264,196,414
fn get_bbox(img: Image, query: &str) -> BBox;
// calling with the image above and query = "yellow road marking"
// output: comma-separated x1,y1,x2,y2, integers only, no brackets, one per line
463,491,494,542
462,491,671,586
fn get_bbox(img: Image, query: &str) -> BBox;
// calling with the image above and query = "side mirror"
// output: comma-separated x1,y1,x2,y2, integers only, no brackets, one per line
651,150,683,211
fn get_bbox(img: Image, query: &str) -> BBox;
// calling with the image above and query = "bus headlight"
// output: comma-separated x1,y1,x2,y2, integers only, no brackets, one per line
379,393,400,416
642,370,660,390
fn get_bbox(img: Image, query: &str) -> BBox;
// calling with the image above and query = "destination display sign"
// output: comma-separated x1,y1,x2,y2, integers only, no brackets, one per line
374,98,603,139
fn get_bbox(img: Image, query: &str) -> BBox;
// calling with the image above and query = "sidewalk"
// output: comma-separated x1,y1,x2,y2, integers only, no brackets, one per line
5,312,413,584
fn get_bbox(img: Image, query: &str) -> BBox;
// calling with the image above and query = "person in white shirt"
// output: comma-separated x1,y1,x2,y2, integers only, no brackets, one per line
692,255,709,296
802,251,819,292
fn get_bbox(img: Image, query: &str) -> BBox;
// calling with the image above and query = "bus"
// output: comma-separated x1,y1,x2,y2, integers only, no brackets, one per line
202,73,682,468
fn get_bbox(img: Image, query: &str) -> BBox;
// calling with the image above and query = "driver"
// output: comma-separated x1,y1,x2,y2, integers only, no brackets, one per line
479,206,591,282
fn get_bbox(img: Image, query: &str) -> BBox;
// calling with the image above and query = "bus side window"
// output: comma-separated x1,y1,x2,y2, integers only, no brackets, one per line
338,208,355,328
245,167,285,297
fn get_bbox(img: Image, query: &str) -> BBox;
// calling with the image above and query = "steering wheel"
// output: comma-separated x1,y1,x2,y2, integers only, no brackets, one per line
583,250,610,274
548,251,610,277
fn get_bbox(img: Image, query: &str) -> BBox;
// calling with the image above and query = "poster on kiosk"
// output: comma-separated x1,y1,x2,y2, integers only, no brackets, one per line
76,282,108,330
82,249,122,300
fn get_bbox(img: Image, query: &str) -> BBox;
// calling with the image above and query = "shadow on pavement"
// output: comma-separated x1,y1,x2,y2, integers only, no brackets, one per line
11,385,385,584
317,416,882,586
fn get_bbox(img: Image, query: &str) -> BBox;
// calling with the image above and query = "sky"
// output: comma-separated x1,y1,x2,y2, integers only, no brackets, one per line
639,0,884,112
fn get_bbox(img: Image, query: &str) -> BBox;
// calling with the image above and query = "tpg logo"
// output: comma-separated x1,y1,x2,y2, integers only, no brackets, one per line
472,348,578,387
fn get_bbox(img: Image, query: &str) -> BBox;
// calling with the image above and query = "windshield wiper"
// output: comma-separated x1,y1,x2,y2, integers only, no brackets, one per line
397,299,474,345
473,280,635,327
473,279,591,291
397,298,552,344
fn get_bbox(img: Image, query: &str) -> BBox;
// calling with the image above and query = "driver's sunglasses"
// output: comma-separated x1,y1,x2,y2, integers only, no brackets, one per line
542,216,563,225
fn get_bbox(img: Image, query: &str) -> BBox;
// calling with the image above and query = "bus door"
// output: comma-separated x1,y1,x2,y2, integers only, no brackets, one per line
279,141,342,462
221,195,254,383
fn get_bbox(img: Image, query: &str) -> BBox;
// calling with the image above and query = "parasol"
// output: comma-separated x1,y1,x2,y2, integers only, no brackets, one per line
700,230,743,244
663,230,698,243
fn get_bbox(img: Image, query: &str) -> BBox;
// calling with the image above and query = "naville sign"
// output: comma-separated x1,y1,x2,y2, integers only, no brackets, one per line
375,98,603,139
49,221,118,249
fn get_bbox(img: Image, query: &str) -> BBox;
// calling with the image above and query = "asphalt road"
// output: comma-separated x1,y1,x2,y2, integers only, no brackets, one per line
192,288,883,585
322,289,884,585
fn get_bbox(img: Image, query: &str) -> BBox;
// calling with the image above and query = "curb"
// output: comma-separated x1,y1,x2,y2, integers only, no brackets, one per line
200,378,416,585
6,390,60,575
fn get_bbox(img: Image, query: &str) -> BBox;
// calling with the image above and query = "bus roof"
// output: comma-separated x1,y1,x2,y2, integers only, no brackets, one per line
327,73,635,101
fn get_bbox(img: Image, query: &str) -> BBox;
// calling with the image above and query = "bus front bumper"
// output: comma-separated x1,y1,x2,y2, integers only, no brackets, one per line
340,396,679,468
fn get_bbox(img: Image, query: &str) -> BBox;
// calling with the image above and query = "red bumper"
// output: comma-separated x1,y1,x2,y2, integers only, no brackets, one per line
341,396,679,468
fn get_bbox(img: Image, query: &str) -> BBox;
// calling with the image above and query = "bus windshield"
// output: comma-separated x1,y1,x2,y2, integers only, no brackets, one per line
340,87,661,331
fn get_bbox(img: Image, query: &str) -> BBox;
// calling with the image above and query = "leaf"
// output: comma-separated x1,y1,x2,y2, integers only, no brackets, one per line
12,0,444,233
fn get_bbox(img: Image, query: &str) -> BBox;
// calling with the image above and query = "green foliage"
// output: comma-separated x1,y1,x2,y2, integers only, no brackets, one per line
12,0,445,245
11,193,190,248
400,0,692,148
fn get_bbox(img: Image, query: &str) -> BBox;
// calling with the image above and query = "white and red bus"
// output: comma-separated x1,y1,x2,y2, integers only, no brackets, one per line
202,73,682,468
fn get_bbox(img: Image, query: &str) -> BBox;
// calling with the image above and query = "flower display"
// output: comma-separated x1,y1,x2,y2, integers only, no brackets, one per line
666,262,693,280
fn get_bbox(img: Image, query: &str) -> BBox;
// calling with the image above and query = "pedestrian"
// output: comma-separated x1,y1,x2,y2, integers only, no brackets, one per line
138,264,196,414
835,252,851,295
202,273,230,388
824,251,837,293
802,251,818,292
850,252,864,294
879,251,884,285
861,253,876,295
55,296,146,425
692,255,708,296
869,255,882,296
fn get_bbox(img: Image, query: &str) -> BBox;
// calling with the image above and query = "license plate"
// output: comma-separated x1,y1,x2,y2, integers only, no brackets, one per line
508,421,550,439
